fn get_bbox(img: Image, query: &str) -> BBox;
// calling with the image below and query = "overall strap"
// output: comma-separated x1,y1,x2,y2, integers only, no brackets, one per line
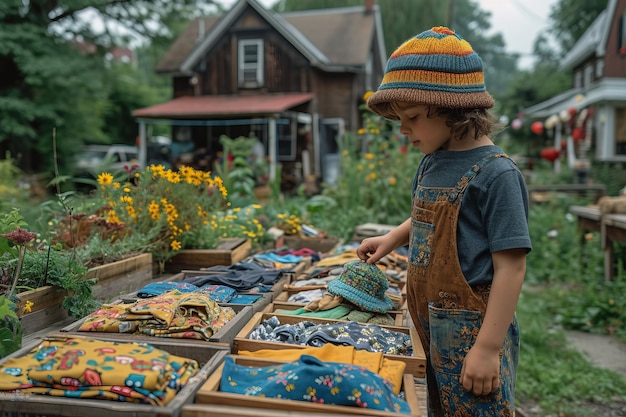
448,153,510,203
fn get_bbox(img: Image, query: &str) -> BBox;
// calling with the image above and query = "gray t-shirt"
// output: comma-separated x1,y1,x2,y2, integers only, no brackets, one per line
414,145,532,285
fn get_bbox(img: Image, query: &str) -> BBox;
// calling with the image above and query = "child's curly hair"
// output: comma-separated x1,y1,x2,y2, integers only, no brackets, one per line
431,107,504,141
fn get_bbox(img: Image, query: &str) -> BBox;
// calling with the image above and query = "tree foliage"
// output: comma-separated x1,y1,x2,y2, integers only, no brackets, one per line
548,0,609,53
0,0,218,178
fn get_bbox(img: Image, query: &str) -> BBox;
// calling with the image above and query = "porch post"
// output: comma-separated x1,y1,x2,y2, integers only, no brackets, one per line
268,117,277,181
138,120,147,169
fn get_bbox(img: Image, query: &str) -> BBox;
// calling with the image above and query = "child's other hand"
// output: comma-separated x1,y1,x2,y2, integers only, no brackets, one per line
459,344,500,396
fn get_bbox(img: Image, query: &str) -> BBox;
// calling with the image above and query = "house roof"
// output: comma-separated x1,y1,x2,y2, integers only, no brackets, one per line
131,93,314,119
561,0,617,69
157,0,382,74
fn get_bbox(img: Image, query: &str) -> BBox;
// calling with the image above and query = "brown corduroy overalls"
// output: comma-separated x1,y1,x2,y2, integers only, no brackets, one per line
406,153,519,417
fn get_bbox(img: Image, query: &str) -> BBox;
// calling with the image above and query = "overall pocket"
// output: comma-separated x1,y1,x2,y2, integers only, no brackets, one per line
409,206,435,267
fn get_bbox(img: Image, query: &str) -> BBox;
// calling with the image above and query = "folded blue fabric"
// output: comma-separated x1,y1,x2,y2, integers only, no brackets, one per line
194,284,238,303
229,294,262,305
253,252,303,264
221,355,411,414
136,281,198,298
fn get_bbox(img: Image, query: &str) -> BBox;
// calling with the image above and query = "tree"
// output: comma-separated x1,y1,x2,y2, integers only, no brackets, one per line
0,0,219,177
548,0,609,53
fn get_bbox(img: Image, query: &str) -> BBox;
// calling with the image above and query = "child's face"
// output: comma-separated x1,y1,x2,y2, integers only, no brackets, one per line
393,103,451,154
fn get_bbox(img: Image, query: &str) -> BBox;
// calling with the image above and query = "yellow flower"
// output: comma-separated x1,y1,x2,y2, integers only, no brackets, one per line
388,177,397,185
170,240,182,251
363,91,374,101
364,153,374,160
97,172,114,185
357,128,366,135
22,300,34,314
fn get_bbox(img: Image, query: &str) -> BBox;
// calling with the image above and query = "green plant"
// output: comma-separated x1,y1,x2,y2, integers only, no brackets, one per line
0,208,98,319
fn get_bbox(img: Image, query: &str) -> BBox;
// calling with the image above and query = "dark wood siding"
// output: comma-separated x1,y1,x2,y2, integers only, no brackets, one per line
605,0,626,77
313,70,359,131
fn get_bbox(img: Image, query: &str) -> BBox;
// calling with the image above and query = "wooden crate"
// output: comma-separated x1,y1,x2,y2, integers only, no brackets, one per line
0,334,228,417
282,235,340,253
187,355,421,417
87,253,154,302
232,312,425,378
164,238,251,272
59,303,253,345
263,301,406,327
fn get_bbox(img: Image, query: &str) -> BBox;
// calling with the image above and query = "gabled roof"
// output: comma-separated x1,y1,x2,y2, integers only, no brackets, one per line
131,93,314,119
157,0,384,74
561,0,617,69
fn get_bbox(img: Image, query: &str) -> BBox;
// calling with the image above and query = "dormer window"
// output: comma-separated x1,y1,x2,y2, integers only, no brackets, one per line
238,39,264,88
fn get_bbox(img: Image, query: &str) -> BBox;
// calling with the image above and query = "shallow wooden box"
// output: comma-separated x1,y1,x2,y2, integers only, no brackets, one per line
60,302,253,346
232,312,425,378
186,355,420,417
163,238,251,273
282,235,340,253
0,333,229,417
263,301,406,327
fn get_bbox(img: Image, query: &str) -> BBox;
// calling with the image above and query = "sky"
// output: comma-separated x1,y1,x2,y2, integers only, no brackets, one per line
216,0,560,69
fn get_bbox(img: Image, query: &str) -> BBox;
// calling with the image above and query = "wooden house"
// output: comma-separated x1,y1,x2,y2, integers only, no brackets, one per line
132,0,386,191
524,0,626,166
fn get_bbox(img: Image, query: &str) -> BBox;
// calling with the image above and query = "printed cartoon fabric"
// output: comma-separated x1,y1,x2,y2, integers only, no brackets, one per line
0,337,198,405
248,316,413,355
78,290,235,340
220,355,411,414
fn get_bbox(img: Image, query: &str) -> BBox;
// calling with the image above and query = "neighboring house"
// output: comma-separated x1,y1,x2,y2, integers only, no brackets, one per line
132,0,386,188
524,0,626,165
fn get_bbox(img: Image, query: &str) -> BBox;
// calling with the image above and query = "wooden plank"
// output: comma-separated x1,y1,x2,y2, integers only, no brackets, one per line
19,302,71,335
16,285,68,313
164,239,251,272
86,253,153,283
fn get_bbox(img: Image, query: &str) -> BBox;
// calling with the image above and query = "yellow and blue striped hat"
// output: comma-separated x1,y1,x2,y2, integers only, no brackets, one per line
367,26,494,119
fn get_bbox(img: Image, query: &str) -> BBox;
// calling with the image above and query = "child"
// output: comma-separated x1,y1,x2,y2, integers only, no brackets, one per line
356,26,532,417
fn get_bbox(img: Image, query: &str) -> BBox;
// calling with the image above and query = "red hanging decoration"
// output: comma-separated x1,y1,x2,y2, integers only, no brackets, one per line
540,147,560,162
572,127,584,141
531,121,544,135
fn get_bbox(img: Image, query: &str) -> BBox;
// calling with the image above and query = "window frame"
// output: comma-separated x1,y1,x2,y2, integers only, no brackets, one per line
238,39,264,88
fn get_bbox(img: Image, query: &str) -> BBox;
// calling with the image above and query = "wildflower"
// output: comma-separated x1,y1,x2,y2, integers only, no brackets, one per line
22,300,34,314
97,172,114,185
363,91,374,101
364,153,374,160
388,177,397,185
1,228,37,245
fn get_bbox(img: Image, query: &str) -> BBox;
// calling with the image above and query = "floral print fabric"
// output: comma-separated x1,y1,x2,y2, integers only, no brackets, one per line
221,354,411,414
248,316,413,355
0,337,198,405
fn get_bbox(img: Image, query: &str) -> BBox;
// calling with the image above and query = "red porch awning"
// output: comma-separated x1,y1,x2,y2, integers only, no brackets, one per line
132,93,314,119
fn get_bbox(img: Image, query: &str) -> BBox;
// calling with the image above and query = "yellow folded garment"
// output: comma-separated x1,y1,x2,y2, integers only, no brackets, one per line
315,251,360,267
237,343,406,394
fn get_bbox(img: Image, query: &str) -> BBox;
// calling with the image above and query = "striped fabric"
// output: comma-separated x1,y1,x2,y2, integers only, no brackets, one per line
368,26,494,118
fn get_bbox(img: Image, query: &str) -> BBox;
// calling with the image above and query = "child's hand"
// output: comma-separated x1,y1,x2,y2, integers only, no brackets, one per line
357,236,387,264
459,344,501,396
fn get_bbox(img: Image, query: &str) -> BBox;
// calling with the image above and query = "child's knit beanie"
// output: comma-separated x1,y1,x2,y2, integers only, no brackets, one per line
367,26,494,119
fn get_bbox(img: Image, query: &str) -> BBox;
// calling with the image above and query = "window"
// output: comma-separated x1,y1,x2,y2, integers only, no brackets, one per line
238,39,264,88
595,60,604,78
574,70,582,88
